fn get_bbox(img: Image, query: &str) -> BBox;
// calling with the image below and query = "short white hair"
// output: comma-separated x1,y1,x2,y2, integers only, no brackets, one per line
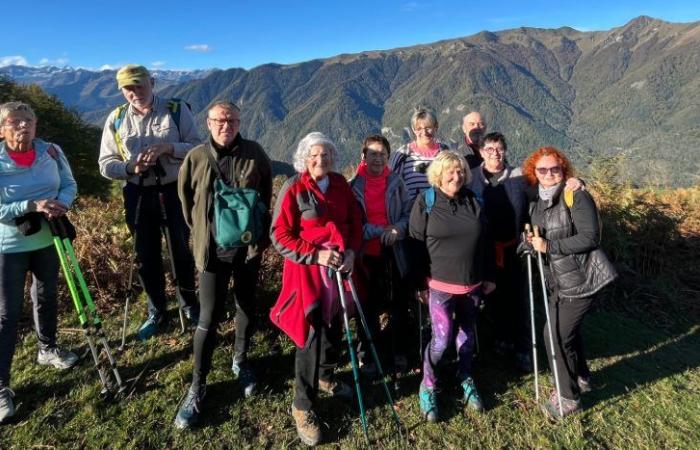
292,132,338,173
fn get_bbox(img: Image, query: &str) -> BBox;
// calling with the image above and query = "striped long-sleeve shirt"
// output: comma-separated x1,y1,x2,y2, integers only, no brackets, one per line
388,141,449,204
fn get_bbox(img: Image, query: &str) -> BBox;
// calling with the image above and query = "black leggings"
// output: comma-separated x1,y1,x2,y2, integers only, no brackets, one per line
191,250,261,388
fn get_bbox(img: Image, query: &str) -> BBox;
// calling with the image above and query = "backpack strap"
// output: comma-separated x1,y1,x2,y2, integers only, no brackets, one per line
46,144,64,171
109,103,130,161
424,186,436,214
203,145,234,187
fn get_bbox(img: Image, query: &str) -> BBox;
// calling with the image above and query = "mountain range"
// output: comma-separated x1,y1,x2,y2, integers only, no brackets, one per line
3,15,699,186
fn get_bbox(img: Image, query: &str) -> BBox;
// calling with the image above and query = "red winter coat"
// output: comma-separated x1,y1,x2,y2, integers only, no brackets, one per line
269,171,363,347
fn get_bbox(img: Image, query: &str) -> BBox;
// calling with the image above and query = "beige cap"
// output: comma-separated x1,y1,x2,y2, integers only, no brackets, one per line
116,64,151,89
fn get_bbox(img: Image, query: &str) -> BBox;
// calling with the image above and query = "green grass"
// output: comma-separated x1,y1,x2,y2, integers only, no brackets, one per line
1,289,699,449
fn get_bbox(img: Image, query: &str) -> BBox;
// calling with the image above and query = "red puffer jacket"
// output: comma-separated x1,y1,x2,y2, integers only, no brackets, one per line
269,171,363,347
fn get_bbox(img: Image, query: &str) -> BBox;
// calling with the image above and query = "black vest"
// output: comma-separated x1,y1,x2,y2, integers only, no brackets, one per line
530,186,617,298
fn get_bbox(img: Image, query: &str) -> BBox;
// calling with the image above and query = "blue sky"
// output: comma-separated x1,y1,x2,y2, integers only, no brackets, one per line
2,0,699,71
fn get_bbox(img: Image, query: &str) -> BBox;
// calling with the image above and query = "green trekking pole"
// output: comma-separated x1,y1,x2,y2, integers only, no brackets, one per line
346,270,405,437
49,217,126,398
333,267,369,444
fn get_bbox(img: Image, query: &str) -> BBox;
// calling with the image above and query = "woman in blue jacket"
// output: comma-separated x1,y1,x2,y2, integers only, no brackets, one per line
0,102,79,423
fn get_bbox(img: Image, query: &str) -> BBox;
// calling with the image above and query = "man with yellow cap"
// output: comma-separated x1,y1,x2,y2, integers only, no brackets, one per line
98,64,200,340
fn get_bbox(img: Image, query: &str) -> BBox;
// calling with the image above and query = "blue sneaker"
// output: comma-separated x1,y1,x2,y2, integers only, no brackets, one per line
174,384,206,430
461,377,484,412
138,314,164,341
419,383,438,422
232,360,257,398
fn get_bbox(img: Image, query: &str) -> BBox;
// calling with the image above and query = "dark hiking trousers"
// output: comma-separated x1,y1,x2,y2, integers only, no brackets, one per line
123,181,197,317
543,293,594,400
0,245,59,387
191,250,261,388
485,247,529,353
293,311,342,411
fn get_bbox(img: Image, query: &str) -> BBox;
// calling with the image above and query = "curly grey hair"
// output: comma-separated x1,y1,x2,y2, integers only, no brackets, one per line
0,102,36,126
292,132,338,173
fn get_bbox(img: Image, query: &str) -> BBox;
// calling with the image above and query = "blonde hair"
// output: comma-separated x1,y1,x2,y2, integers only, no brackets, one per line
426,150,470,187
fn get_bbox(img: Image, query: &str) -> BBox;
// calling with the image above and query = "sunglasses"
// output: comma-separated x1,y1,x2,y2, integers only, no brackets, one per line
535,166,562,175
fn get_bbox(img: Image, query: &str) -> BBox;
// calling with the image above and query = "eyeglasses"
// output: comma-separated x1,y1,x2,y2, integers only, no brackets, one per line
466,122,486,128
482,146,505,154
208,117,240,127
2,118,34,128
535,166,562,175
414,127,435,133
365,149,387,159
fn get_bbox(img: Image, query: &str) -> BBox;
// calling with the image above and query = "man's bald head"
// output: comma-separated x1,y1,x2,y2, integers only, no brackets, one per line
462,111,487,146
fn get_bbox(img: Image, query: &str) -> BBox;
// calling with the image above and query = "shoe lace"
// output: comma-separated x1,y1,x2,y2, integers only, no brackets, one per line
182,387,204,412
462,378,480,401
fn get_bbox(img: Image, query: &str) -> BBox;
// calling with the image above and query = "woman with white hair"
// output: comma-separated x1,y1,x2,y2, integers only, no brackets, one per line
409,151,495,422
0,102,79,422
269,132,362,446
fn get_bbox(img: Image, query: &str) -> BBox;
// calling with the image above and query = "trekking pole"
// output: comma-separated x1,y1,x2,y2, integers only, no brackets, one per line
533,225,563,416
383,248,400,392
48,217,126,399
153,162,187,334
332,267,369,444
120,173,147,350
346,270,404,436
524,224,540,402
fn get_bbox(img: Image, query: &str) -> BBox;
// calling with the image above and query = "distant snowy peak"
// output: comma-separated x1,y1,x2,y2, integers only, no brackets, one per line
1,65,215,85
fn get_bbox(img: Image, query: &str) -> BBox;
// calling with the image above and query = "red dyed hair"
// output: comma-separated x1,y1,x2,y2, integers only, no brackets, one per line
522,147,574,186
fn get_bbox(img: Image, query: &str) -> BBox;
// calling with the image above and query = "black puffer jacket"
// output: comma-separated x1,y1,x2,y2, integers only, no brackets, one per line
529,184,617,297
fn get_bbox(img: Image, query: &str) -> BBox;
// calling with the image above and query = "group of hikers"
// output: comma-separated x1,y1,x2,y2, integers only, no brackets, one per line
0,63,616,445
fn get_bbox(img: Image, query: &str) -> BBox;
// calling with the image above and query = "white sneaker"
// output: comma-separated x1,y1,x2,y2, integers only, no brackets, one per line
0,387,15,423
37,347,78,369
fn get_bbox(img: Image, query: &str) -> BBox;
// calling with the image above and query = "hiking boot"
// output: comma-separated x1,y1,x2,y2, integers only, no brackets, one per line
541,390,581,420
291,405,321,446
548,375,592,393
37,347,78,369
460,377,484,412
515,352,534,373
0,387,15,423
138,313,165,341
232,360,257,398
174,384,206,430
318,378,352,399
418,383,438,422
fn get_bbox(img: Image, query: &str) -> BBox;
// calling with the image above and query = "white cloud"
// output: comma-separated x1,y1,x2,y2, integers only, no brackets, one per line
401,2,421,12
99,64,118,71
38,57,70,67
572,26,592,32
0,55,29,67
184,44,212,53
151,61,166,68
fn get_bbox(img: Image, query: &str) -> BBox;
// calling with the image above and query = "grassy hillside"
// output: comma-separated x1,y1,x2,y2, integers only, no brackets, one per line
0,176,698,448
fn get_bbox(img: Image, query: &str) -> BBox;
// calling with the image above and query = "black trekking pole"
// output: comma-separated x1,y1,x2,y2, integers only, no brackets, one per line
120,173,147,350
524,224,540,402
382,248,400,392
345,270,405,437
153,161,187,334
533,225,563,416
48,217,126,399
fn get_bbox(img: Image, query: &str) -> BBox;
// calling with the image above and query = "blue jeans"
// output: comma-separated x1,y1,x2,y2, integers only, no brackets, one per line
422,288,480,388
123,181,197,317
0,245,59,387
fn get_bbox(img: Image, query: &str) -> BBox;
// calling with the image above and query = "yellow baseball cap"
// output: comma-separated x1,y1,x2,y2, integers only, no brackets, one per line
116,64,151,89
